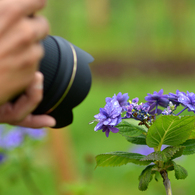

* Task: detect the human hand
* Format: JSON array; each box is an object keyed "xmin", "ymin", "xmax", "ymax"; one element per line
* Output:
[
  {"xmin": 0, "ymin": 0, "xmax": 49, "ymax": 104},
  {"xmin": 0, "ymin": 72, "xmax": 56, "ymax": 128}
]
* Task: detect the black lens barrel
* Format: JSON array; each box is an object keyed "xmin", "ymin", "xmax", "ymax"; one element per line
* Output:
[{"xmin": 33, "ymin": 36, "xmax": 93, "ymax": 128}]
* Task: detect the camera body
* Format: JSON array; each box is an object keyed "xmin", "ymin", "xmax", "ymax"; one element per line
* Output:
[{"xmin": 33, "ymin": 36, "xmax": 93, "ymax": 128}]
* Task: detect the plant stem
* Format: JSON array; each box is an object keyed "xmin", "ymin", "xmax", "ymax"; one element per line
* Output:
[
  {"xmin": 143, "ymin": 121, "xmax": 150, "ymax": 129},
  {"xmin": 176, "ymin": 107, "xmax": 187, "ymax": 116},
  {"xmin": 160, "ymin": 170, "xmax": 172, "ymax": 195}
]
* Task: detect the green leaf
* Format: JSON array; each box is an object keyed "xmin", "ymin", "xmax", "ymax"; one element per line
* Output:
[
  {"xmin": 146, "ymin": 116, "xmax": 195, "ymax": 148},
  {"xmin": 95, "ymin": 152, "xmax": 151, "ymax": 168},
  {"xmin": 173, "ymin": 162, "xmax": 188, "ymax": 180},
  {"xmin": 140, "ymin": 146, "xmax": 185, "ymax": 163},
  {"xmin": 162, "ymin": 146, "xmax": 185, "ymax": 161},
  {"xmin": 126, "ymin": 134, "xmax": 147, "ymax": 145},
  {"xmin": 181, "ymin": 139, "xmax": 195, "ymax": 155},
  {"xmin": 141, "ymin": 151, "xmax": 167, "ymax": 162},
  {"xmin": 188, "ymin": 126, "xmax": 195, "ymax": 139},
  {"xmin": 165, "ymin": 161, "xmax": 174, "ymax": 171},
  {"xmin": 117, "ymin": 121, "xmax": 146, "ymax": 137},
  {"xmin": 154, "ymin": 171, "xmax": 161, "ymax": 182},
  {"xmin": 139, "ymin": 165, "xmax": 155, "ymax": 191}
]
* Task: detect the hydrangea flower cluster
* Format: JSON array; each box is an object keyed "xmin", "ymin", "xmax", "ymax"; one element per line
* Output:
[
  {"xmin": 93, "ymin": 89, "xmax": 195, "ymax": 137},
  {"xmin": 125, "ymin": 98, "xmax": 151, "ymax": 122}
]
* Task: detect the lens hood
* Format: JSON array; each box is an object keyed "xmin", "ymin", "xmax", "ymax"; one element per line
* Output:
[{"xmin": 33, "ymin": 36, "xmax": 93, "ymax": 128}]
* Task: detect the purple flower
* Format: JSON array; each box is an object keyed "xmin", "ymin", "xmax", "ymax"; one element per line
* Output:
[
  {"xmin": 137, "ymin": 103, "xmax": 150, "ymax": 113},
  {"xmin": 168, "ymin": 90, "xmax": 181, "ymax": 106},
  {"xmin": 0, "ymin": 129, "xmax": 23, "ymax": 149},
  {"xmin": 94, "ymin": 99, "xmax": 122, "ymax": 137},
  {"xmin": 106, "ymin": 92, "xmax": 129, "ymax": 108},
  {"xmin": 125, "ymin": 99, "xmax": 151, "ymax": 122},
  {"xmin": 162, "ymin": 102, "xmax": 176, "ymax": 115},
  {"xmin": 162, "ymin": 107, "xmax": 172, "ymax": 115},
  {"xmin": 0, "ymin": 125, "xmax": 47, "ymax": 165},
  {"xmin": 132, "ymin": 98, "xmax": 139, "ymax": 104},
  {"xmin": 102, "ymin": 125, "xmax": 119, "ymax": 138},
  {"xmin": 145, "ymin": 89, "xmax": 169, "ymax": 115},
  {"xmin": 178, "ymin": 91, "xmax": 195, "ymax": 112},
  {"xmin": 0, "ymin": 125, "xmax": 46, "ymax": 150},
  {"xmin": 0, "ymin": 153, "xmax": 5, "ymax": 163},
  {"xmin": 125, "ymin": 104, "xmax": 134, "ymax": 118},
  {"xmin": 19, "ymin": 127, "xmax": 46, "ymax": 139}
]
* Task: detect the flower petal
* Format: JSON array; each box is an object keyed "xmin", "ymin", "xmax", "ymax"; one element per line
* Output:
[
  {"xmin": 94, "ymin": 122, "xmax": 103, "ymax": 131},
  {"xmin": 110, "ymin": 127, "xmax": 119, "ymax": 133}
]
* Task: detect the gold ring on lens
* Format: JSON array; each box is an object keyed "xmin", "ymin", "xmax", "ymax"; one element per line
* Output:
[{"xmin": 46, "ymin": 43, "xmax": 77, "ymax": 114}]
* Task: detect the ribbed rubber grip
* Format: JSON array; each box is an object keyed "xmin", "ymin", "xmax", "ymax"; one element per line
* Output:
[{"xmin": 40, "ymin": 36, "xmax": 60, "ymax": 93}]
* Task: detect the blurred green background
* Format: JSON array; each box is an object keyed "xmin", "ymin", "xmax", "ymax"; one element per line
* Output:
[
  {"xmin": 44, "ymin": 0, "xmax": 195, "ymax": 194},
  {"xmin": 3, "ymin": 0, "xmax": 195, "ymax": 195}
]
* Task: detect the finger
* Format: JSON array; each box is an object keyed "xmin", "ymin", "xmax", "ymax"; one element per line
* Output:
[
  {"xmin": 16, "ymin": 0, "xmax": 47, "ymax": 15},
  {"xmin": 0, "ymin": 16, "xmax": 49, "ymax": 55},
  {"xmin": 0, "ymin": 0, "xmax": 47, "ymax": 34},
  {"xmin": 14, "ymin": 43, "xmax": 44, "ymax": 70},
  {"xmin": 17, "ymin": 16, "xmax": 49, "ymax": 44},
  {"xmin": 11, "ymin": 72, "xmax": 44, "ymax": 122},
  {"xmin": 0, "ymin": 44, "xmax": 44, "ymax": 101},
  {"xmin": 4, "ymin": 42, "xmax": 44, "ymax": 70},
  {"xmin": 11, "ymin": 114, "xmax": 56, "ymax": 128},
  {"xmin": 0, "ymin": 103, "xmax": 56, "ymax": 128}
]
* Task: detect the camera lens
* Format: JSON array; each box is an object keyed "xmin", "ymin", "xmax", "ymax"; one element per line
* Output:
[{"xmin": 33, "ymin": 35, "xmax": 93, "ymax": 128}]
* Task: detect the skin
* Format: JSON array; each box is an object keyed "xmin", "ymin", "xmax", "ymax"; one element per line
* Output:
[{"xmin": 0, "ymin": 0, "xmax": 56, "ymax": 128}]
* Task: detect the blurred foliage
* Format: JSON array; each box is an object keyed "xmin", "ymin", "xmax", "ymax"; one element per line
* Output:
[
  {"xmin": 43, "ymin": 0, "xmax": 195, "ymax": 65},
  {"xmin": 0, "ymin": 126, "xmax": 57, "ymax": 195}
]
